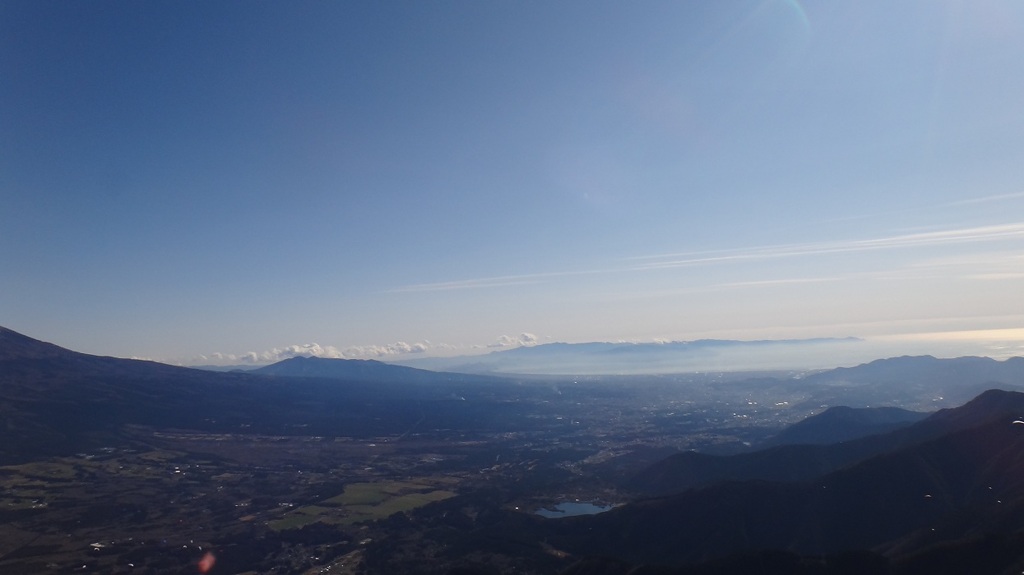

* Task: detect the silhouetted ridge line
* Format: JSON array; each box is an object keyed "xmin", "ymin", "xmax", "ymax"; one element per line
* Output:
[{"xmin": 0, "ymin": 325, "xmax": 79, "ymax": 361}]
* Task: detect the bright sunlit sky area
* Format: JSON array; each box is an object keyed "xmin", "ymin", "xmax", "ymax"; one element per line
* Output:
[{"xmin": 3, "ymin": 1, "xmax": 1024, "ymax": 366}]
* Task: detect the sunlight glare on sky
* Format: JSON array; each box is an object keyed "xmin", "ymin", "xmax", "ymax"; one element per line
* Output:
[{"xmin": 2, "ymin": 0, "xmax": 1024, "ymax": 366}]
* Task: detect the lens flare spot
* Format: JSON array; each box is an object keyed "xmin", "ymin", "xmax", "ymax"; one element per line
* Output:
[{"xmin": 198, "ymin": 551, "xmax": 216, "ymax": 573}]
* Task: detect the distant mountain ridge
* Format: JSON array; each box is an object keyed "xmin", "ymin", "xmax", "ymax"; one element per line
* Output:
[
  {"xmin": 790, "ymin": 354, "xmax": 1024, "ymax": 409},
  {"xmin": 807, "ymin": 354, "xmax": 1024, "ymax": 387},
  {"xmin": 394, "ymin": 337, "xmax": 863, "ymax": 374}
]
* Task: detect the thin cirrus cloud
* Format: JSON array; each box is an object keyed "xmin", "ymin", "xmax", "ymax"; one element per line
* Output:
[
  {"xmin": 713, "ymin": 276, "xmax": 845, "ymax": 288},
  {"xmin": 387, "ymin": 222, "xmax": 1024, "ymax": 293}
]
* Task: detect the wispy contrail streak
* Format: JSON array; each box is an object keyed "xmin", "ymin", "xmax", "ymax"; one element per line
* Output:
[
  {"xmin": 632, "ymin": 223, "xmax": 1024, "ymax": 270},
  {"xmin": 388, "ymin": 222, "xmax": 1024, "ymax": 293}
]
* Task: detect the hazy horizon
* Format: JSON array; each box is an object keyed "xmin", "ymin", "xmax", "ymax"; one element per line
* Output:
[
  {"xmin": 4, "ymin": 1, "xmax": 1024, "ymax": 366},
  {"xmin": 8, "ymin": 323, "xmax": 1024, "ymax": 375}
]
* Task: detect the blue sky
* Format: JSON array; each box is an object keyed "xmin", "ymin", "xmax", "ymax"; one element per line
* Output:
[{"xmin": 3, "ymin": 1, "xmax": 1024, "ymax": 366}]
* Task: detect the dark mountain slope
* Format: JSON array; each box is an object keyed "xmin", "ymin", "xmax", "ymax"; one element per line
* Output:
[
  {"xmin": 0, "ymin": 326, "xmax": 80, "ymax": 360},
  {"xmin": 0, "ymin": 327, "xmax": 521, "ymax": 465},
  {"xmin": 762, "ymin": 405, "xmax": 927, "ymax": 447},
  {"xmin": 631, "ymin": 389, "xmax": 1024, "ymax": 496},
  {"xmin": 0, "ymin": 330, "xmax": 278, "ymax": 462},
  {"xmin": 549, "ymin": 403, "xmax": 1024, "ymax": 565}
]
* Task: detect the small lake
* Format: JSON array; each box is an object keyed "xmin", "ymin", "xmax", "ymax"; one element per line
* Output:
[{"xmin": 536, "ymin": 501, "xmax": 615, "ymax": 518}]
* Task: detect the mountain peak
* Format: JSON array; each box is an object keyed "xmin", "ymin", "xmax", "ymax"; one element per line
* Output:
[
  {"xmin": 253, "ymin": 355, "xmax": 435, "ymax": 381},
  {"xmin": 928, "ymin": 388, "xmax": 1024, "ymax": 427}
]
